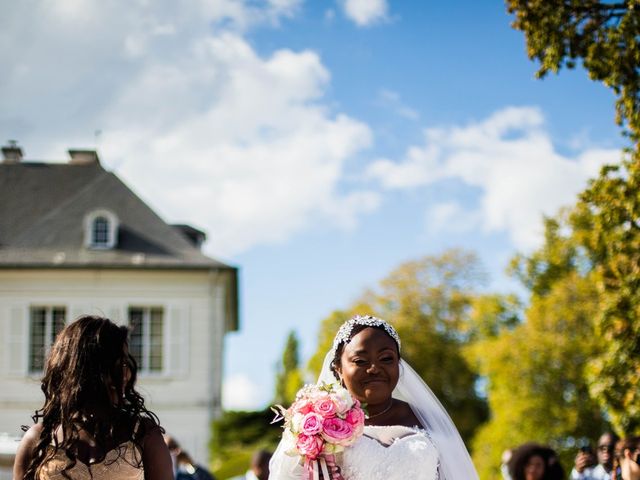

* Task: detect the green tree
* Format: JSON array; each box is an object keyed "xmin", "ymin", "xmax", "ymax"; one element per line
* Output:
[
  {"xmin": 309, "ymin": 249, "xmax": 489, "ymax": 444},
  {"xmin": 571, "ymin": 159, "xmax": 640, "ymax": 432},
  {"xmin": 506, "ymin": 0, "xmax": 640, "ymax": 138},
  {"xmin": 210, "ymin": 408, "xmax": 282, "ymax": 478},
  {"xmin": 507, "ymin": 0, "xmax": 640, "ymax": 434},
  {"xmin": 274, "ymin": 330, "xmax": 304, "ymax": 406},
  {"xmin": 468, "ymin": 271, "xmax": 607, "ymax": 479}
]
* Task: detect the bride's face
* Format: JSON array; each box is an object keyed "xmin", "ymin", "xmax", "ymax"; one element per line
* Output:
[{"xmin": 336, "ymin": 327, "xmax": 400, "ymax": 407}]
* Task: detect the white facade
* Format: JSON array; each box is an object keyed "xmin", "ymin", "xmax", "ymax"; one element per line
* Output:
[{"xmin": 0, "ymin": 268, "xmax": 228, "ymax": 465}]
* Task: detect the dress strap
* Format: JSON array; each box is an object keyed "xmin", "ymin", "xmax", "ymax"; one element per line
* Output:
[{"xmin": 132, "ymin": 419, "xmax": 141, "ymax": 436}]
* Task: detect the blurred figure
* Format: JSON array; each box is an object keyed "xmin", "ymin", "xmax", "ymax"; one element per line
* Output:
[
  {"xmin": 164, "ymin": 435, "xmax": 215, "ymax": 480},
  {"xmin": 571, "ymin": 432, "xmax": 619, "ymax": 479},
  {"xmin": 230, "ymin": 449, "xmax": 271, "ymax": 480},
  {"xmin": 501, "ymin": 449, "xmax": 513, "ymax": 480},
  {"xmin": 12, "ymin": 315, "xmax": 173, "ymax": 480},
  {"xmin": 614, "ymin": 437, "xmax": 640, "ymax": 480},
  {"xmin": 508, "ymin": 443, "xmax": 564, "ymax": 480},
  {"xmin": 570, "ymin": 444, "xmax": 597, "ymax": 479}
]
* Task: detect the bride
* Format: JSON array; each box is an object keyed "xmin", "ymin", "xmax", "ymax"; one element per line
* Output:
[{"xmin": 269, "ymin": 315, "xmax": 479, "ymax": 480}]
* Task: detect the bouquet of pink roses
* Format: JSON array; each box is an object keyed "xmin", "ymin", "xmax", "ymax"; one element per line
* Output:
[{"xmin": 272, "ymin": 382, "xmax": 366, "ymax": 480}]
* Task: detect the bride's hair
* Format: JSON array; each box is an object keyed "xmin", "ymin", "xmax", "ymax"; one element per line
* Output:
[
  {"xmin": 329, "ymin": 322, "xmax": 401, "ymax": 382},
  {"xmin": 24, "ymin": 315, "xmax": 161, "ymax": 480}
]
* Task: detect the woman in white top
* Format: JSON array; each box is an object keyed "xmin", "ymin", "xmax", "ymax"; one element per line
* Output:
[{"xmin": 269, "ymin": 315, "xmax": 478, "ymax": 480}]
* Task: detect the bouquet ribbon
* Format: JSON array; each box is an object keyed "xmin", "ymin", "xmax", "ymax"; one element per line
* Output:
[{"xmin": 304, "ymin": 454, "xmax": 343, "ymax": 480}]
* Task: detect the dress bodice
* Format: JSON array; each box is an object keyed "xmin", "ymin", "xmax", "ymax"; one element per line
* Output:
[
  {"xmin": 269, "ymin": 425, "xmax": 439, "ymax": 480},
  {"xmin": 341, "ymin": 425, "xmax": 439, "ymax": 480},
  {"xmin": 39, "ymin": 441, "xmax": 144, "ymax": 480}
]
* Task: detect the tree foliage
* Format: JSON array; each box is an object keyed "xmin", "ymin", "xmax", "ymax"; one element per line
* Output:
[
  {"xmin": 274, "ymin": 330, "xmax": 304, "ymax": 406},
  {"xmin": 507, "ymin": 0, "xmax": 640, "ymax": 433},
  {"xmin": 571, "ymin": 158, "xmax": 640, "ymax": 432},
  {"xmin": 469, "ymin": 264, "xmax": 608, "ymax": 478},
  {"xmin": 506, "ymin": 0, "xmax": 640, "ymax": 138},
  {"xmin": 210, "ymin": 408, "xmax": 282, "ymax": 477},
  {"xmin": 309, "ymin": 249, "xmax": 491, "ymax": 444}
]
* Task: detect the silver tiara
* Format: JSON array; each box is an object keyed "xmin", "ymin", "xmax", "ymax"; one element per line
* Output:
[{"xmin": 330, "ymin": 315, "xmax": 401, "ymax": 359}]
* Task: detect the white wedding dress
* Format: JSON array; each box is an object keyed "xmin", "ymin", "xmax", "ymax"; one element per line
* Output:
[{"xmin": 269, "ymin": 425, "xmax": 439, "ymax": 480}]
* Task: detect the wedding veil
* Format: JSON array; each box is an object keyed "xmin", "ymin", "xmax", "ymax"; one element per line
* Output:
[{"xmin": 318, "ymin": 352, "xmax": 479, "ymax": 480}]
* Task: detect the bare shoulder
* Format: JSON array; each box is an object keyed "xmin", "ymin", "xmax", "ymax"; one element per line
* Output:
[
  {"xmin": 22, "ymin": 423, "xmax": 44, "ymax": 443},
  {"xmin": 13, "ymin": 424, "xmax": 45, "ymax": 479}
]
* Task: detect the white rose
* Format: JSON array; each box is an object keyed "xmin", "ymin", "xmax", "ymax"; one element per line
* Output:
[
  {"xmin": 332, "ymin": 387, "xmax": 354, "ymax": 414},
  {"xmin": 291, "ymin": 412, "xmax": 305, "ymax": 433}
]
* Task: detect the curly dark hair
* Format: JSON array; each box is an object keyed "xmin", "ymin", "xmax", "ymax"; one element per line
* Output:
[
  {"xmin": 507, "ymin": 442, "xmax": 564, "ymax": 480},
  {"xmin": 23, "ymin": 315, "xmax": 162, "ymax": 480},
  {"xmin": 329, "ymin": 323, "xmax": 401, "ymax": 382}
]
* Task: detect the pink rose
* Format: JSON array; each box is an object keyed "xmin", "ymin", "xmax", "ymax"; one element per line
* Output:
[
  {"xmin": 301, "ymin": 412, "xmax": 324, "ymax": 436},
  {"xmin": 313, "ymin": 397, "xmax": 337, "ymax": 418},
  {"xmin": 322, "ymin": 417, "xmax": 354, "ymax": 446},
  {"xmin": 345, "ymin": 407, "xmax": 365, "ymax": 428},
  {"xmin": 293, "ymin": 399, "xmax": 314, "ymax": 415},
  {"xmin": 296, "ymin": 433, "xmax": 324, "ymax": 460}
]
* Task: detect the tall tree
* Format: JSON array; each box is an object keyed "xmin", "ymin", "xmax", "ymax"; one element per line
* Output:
[
  {"xmin": 507, "ymin": 0, "xmax": 640, "ymax": 433},
  {"xmin": 309, "ymin": 249, "xmax": 490, "ymax": 444},
  {"xmin": 468, "ymin": 270, "xmax": 607, "ymax": 478},
  {"xmin": 274, "ymin": 330, "xmax": 304, "ymax": 406},
  {"xmin": 571, "ymin": 159, "xmax": 640, "ymax": 432},
  {"xmin": 506, "ymin": 0, "xmax": 640, "ymax": 139}
]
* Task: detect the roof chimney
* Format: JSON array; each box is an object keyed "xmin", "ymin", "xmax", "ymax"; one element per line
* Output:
[
  {"xmin": 68, "ymin": 149, "xmax": 100, "ymax": 165},
  {"xmin": 2, "ymin": 140, "xmax": 23, "ymax": 163},
  {"xmin": 172, "ymin": 224, "xmax": 207, "ymax": 249}
]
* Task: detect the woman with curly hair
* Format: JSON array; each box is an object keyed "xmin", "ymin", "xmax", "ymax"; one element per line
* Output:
[
  {"xmin": 507, "ymin": 443, "xmax": 564, "ymax": 480},
  {"xmin": 13, "ymin": 315, "xmax": 173, "ymax": 480},
  {"xmin": 614, "ymin": 437, "xmax": 640, "ymax": 480}
]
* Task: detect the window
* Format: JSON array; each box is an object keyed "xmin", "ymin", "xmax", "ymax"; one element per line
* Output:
[
  {"xmin": 29, "ymin": 307, "xmax": 66, "ymax": 373},
  {"xmin": 128, "ymin": 307, "xmax": 164, "ymax": 373},
  {"xmin": 84, "ymin": 209, "xmax": 118, "ymax": 249},
  {"xmin": 92, "ymin": 216, "xmax": 110, "ymax": 245}
]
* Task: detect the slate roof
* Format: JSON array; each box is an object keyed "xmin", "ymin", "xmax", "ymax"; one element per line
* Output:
[{"xmin": 0, "ymin": 160, "xmax": 234, "ymax": 272}]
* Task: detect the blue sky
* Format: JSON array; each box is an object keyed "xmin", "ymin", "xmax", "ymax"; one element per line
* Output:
[{"xmin": 2, "ymin": 0, "xmax": 625, "ymax": 409}]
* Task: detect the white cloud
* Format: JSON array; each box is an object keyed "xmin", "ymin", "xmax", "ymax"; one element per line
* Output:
[
  {"xmin": 341, "ymin": 0, "xmax": 389, "ymax": 27},
  {"xmin": 376, "ymin": 89, "xmax": 419, "ymax": 120},
  {"xmin": 426, "ymin": 202, "xmax": 481, "ymax": 234},
  {"xmin": 2, "ymin": 0, "xmax": 378, "ymax": 258},
  {"xmin": 368, "ymin": 106, "xmax": 621, "ymax": 250},
  {"xmin": 222, "ymin": 374, "xmax": 266, "ymax": 410}
]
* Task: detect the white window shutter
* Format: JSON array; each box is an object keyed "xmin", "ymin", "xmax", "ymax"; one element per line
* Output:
[
  {"xmin": 167, "ymin": 305, "xmax": 189, "ymax": 377},
  {"xmin": 6, "ymin": 306, "xmax": 28, "ymax": 376}
]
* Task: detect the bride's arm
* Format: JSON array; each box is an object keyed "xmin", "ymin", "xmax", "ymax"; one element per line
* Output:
[{"xmin": 268, "ymin": 440, "xmax": 303, "ymax": 480}]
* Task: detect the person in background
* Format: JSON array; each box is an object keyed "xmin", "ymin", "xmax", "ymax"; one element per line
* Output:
[
  {"xmin": 508, "ymin": 443, "xmax": 564, "ymax": 480},
  {"xmin": 164, "ymin": 435, "xmax": 215, "ymax": 480},
  {"xmin": 571, "ymin": 432, "xmax": 619, "ymax": 480},
  {"xmin": 246, "ymin": 450, "xmax": 271, "ymax": 480},
  {"xmin": 501, "ymin": 449, "xmax": 513, "ymax": 480},
  {"xmin": 230, "ymin": 449, "xmax": 271, "ymax": 480},
  {"xmin": 570, "ymin": 444, "xmax": 597, "ymax": 479},
  {"xmin": 614, "ymin": 437, "xmax": 640, "ymax": 480},
  {"xmin": 12, "ymin": 315, "xmax": 173, "ymax": 480}
]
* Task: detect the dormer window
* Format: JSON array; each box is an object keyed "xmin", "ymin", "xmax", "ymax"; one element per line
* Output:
[{"xmin": 85, "ymin": 209, "xmax": 118, "ymax": 249}]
